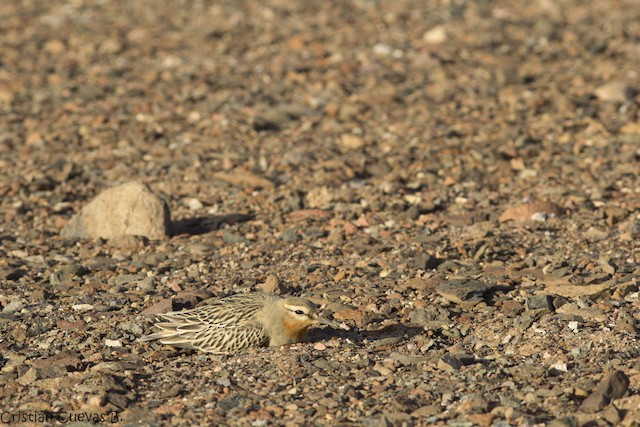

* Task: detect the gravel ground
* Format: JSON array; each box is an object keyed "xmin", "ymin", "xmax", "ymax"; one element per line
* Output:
[{"xmin": 1, "ymin": 0, "xmax": 640, "ymax": 425}]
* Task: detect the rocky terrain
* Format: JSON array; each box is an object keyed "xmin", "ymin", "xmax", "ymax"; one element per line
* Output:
[{"xmin": 1, "ymin": 0, "xmax": 640, "ymax": 425}]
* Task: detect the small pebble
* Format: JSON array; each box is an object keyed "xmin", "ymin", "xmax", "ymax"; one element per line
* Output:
[
  {"xmin": 313, "ymin": 343, "xmax": 327, "ymax": 351},
  {"xmin": 2, "ymin": 300, "xmax": 24, "ymax": 313}
]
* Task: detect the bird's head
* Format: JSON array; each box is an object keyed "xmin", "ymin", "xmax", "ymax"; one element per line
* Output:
[{"xmin": 280, "ymin": 297, "xmax": 341, "ymax": 340}]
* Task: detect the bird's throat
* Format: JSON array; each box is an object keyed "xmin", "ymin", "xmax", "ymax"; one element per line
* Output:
[{"xmin": 281, "ymin": 318, "xmax": 311, "ymax": 343}]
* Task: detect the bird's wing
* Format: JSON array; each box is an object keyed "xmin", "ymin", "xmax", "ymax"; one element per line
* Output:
[{"xmin": 140, "ymin": 304, "xmax": 269, "ymax": 353}]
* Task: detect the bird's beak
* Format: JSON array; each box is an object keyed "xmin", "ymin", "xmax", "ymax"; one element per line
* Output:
[{"xmin": 314, "ymin": 315, "xmax": 350, "ymax": 330}]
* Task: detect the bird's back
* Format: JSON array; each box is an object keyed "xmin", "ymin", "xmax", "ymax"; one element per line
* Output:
[{"xmin": 195, "ymin": 292, "xmax": 281, "ymax": 323}]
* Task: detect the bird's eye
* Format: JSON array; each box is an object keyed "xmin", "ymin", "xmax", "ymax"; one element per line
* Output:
[{"xmin": 294, "ymin": 309, "xmax": 305, "ymax": 315}]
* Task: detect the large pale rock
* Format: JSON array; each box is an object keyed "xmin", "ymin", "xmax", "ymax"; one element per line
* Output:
[{"xmin": 61, "ymin": 182, "xmax": 171, "ymax": 240}]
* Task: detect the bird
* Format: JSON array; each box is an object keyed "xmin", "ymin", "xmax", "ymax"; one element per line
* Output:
[{"xmin": 140, "ymin": 292, "xmax": 342, "ymax": 354}]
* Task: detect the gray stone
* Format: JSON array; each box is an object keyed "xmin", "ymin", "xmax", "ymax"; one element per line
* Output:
[
  {"xmin": 16, "ymin": 367, "xmax": 38, "ymax": 385},
  {"xmin": 451, "ymin": 353, "xmax": 475, "ymax": 365},
  {"xmin": 371, "ymin": 337, "xmax": 403, "ymax": 349},
  {"xmin": 408, "ymin": 306, "xmax": 451, "ymax": 327},
  {"xmin": 107, "ymin": 273, "xmax": 146, "ymax": 287},
  {"xmin": 278, "ymin": 228, "xmax": 300, "ymax": 243},
  {"xmin": 217, "ymin": 394, "xmax": 250, "ymax": 412},
  {"xmin": 389, "ymin": 352, "xmax": 428, "ymax": 366},
  {"xmin": 580, "ymin": 370, "xmax": 630, "ymax": 412},
  {"xmin": 408, "ymin": 253, "xmax": 439, "ymax": 270},
  {"xmin": 435, "ymin": 279, "xmax": 495, "ymax": 306},
  {"xmin": 438, "ymin": 353, "xmax": 464, "ymax": 371},
  {"xmin": 603, "ymin": 405, "xmax": 622, "ymax": 424},
  {"xmin": 526, "ymin": 295, "xmax": 555, "ymax": 311},
  {"xmin": 135, "ymin": 277, "xmax": 157, "ymax": 293},
  {"xmin": 2, "ymin": 300, "xmax": 24, "ymax": 313},
  {"xmin": 50, "ymin": 264, "xmax": 87, "ymax": 286}
]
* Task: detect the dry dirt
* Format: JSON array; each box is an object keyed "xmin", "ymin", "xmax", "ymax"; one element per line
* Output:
[{"xmin": 1, "ymin": 0, "xmax": 640, "ymax": 426}]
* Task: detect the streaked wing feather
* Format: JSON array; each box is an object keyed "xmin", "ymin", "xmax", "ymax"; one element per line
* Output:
[
  {"xmin": 141, "ymin": 294, "xmax": 274, "ymax": 353},
  {"xmin": 190, "ymin": 322, "xmax": 269, "ymax": 353}
]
